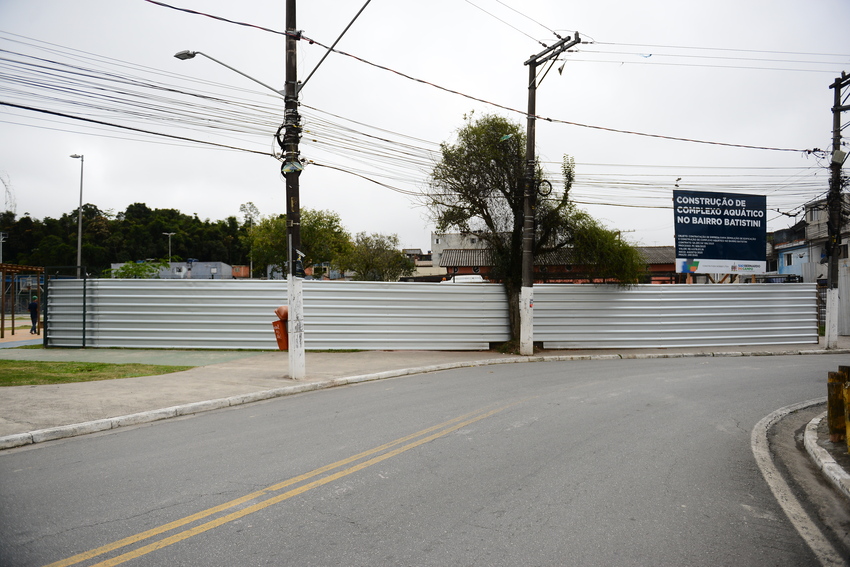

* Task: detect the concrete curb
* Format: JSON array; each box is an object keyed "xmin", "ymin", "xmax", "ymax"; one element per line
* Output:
[
  {"xmin": 751, "ymin": 398, "xmax": 846, "ymax": 565},
  {"xmin": 803, "ymin": 412, "xmax": 850, "ymax": 503},
  {"xmin": 0, "ymin": 346, "xmax": 846, "ymax": 451}
]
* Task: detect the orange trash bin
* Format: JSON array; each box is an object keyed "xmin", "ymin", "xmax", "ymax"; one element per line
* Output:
[{"xmin": 272, "ymin": 306, "xmax": 289, "ymax": 351}]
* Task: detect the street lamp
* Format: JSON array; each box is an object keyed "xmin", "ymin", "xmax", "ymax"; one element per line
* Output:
[
  {"xmin": 173, "ymin": 51, "xmax": 283, "ymax": 97},
  {"xmin": 174, "ymin": 48, "xmax": 306, "ymax": 379},
  {"xmin": 70, "ymin": 154, "xmax": 84, "ymax": 278},
  {"xmin": 162, "ymin": 232, "xmax": 175, "ymax": 262}
]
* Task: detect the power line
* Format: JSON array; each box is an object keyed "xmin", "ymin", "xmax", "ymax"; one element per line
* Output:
[
  {"xmin": 578, "ymin": 48, "xmax": 845, "ymax": 67},
  {"xmin": 492, "ymin": 0, "xmax": 562, "ymax": 39},
  {"xmin": 139, "ymin": 2, "xmax": 819, "ymax": 154},
  {"xmin": 0, "ymin": 101, "xmax": 272, "ymax": 154},
  {"xmin": 593, "ymin": 41, "xmax": 850, "ymax": 58},
  {"xmin": 565, "ymin": 56, "xmax": 843, "ymax": 75},
  {"xmin": 1, "ymin": 18, "xmax": 832, "ymax": 221},
  {"xmin": 141, "ymin": 0, "xmax": 300, "ymax": 40},
  {"xmin": 462, "ymin": 0, "xmax": 545, "ymax": 47}
]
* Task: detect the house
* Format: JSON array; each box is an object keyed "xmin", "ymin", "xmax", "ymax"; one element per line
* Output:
[
  {"xmin": 431, "ymin": 232, "xmax": 489, "ymax": 268},
  {"xmin": 110, "ymin": 261, "xmax": 232, "ymax": 279},
  {"xmin": 767, "ymin": 221, "xmax": 809, "ymax": 281},
  {"xmin": 400, "ymin": 248, "xmax": 448, "ymax": 282},
  {"xmin": 437, "ymin": 243, "xmax": 678, "ymax": 284},
  {"xmin": 804, "ymin": 196, "xmax": 850, "ymax": 283},
  {"xmin": 638, "ymin": 246, "xmax": 680, "ymax": 283}
]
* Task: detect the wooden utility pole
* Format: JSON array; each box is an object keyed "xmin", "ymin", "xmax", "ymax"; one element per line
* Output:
[{"xmin": 519, "ymin": 33, "xmax": 580, "ymax": 355}]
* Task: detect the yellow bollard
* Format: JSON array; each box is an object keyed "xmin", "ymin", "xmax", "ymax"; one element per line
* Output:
[
  {"xmin": 828, "ymin": 371, "xmax": 846, "ymax": 442},
  {"xmin": 845, "ymin": 383, "xmax": 850, "ymax": 454}
]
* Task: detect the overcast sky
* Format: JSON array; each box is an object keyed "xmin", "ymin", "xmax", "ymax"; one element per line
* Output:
[{"xmin": 1, "ymin": 0, "xmax": 848, "ymax": 254}]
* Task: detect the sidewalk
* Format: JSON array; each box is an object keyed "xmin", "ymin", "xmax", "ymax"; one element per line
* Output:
[{"xmin": 0, "ymin": 336, "xmax": 848, "ymax": 504}]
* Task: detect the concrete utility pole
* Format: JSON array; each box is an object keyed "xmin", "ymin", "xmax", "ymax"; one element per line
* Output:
[
  {"xmin": 70, "ymin": 154, "xmax": 84, "ymax": 279},
  {"xmin": 283, "ymin": 0, "xmax": 306, "ymax": 378},
  {"xmin": 519, "ymin": 33, "xmax": 580, "ymax": 355},
  {"xmin": 828, "ymin": 72, "xmax": 850, "ymax": 288},
  {"xmin": 825, "ymin": 72, "xmax": 849, "ymax": 348}
]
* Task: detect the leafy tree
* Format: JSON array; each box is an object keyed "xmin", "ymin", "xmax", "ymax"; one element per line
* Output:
[
  {"xmin": 110, "ymin": 259, "xmax": 170, "ymax": 279},
  {"xmin": 239, "ymin": 202, "xmax": 260, "ymax": 226},
  {"xmin": 426, "ymin": 113, "xmax": 646, "ymax": 341},
  {"xmin": 300, "ymin": 209, "xmax": 353, "ymax": 275},
  {"xmin": 245, "ymin": 215, "xmax": 287, "ymax": 275},
  {"xmin": 343, "ymin": 232, "xmax": 414, "ymax": 281},
  {"xmin": 245, "ymin": 208, "xmax": 353, "ymax": 277}
]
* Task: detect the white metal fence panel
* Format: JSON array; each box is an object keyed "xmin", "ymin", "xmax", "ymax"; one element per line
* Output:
[
  {"xmin": 46, "ymin": 280, "xmax": 511, "ymax": 350},
  {"xmin": 47, "ymin": 279, "xmax": 289, "ymax": 350},
  {"xmin": 535, "ymin": 283, "xmax": 818, "ymax": 349},
  {"xmin": 298, "ymin": 281, "xmax": 509, "ymax": 350}
]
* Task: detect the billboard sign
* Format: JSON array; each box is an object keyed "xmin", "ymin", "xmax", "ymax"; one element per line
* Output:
[{"xmin": 673, "ymin": 190, "xmax": 766, "ymax": 274}]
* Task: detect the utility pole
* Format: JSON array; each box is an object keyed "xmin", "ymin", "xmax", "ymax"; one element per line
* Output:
[
  {"xmin": 825, "ymin": 71, "xmax": 849, "ymax": 348},
  {"xmin": 828, "ymin": 72, "xmax": 850, "ymax": 288},
  {"xmin": 519, "ymin": 33, "xmax": 580, "ymax": 355},
  {"xmin": 283, "ymin": 0, "xmax": 306, "ymax": 378}
]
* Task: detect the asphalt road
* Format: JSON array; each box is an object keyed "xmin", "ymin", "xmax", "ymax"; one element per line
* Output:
[{"xmin": 0, "ymin": 354, "xmax": 845, "ymax": 566}]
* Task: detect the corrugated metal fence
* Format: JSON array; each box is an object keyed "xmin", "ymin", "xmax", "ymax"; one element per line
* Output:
[
  {"xmin": 534, "ymin": 283, "xmax": 818, "ymax": 348},
  {"xmin": 45, "ymin": 280, "xmax": 510, "ymax": 350},
  {"xmin": 45, "ymin": 280, "xmax": 817, "ymax": 350}
]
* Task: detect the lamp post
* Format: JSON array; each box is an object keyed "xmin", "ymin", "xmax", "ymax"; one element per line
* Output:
[
  {"xmin": 70, "ymin": 154, "xmax": 84, "ymax": 278},
  {"xmin": 174, "ymin": 51, "xmax": 283, "ymax": 95},
  {"xmin": 174, "ymin": 45, "xmax": 306, "ymax": 379},
  {"xmin": 162, "ymin": 232, "xmax": 175, "ymax": 262}
]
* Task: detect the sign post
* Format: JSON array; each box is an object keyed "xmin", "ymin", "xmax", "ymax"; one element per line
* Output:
[{"xmin": 673, "ymin": 190, "xmax": 767, "ymax": 276}]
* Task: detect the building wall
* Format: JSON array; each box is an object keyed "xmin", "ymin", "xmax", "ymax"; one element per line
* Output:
[
  {"xmin": 431, "ymin": 232, "xmax": 489, "ymax": 267},
  {"xmin": 776, "ymin": 243, "xmax": 808, "ymax": 277}
]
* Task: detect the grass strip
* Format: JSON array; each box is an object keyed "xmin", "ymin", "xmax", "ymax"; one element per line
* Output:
[{"xmin": 0, "ymin": 360, "xmax": 193, "ymax": 386}]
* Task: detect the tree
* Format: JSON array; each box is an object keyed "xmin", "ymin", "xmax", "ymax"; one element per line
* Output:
[
  {"xmin": 246, "ymin": 215, "xmax": 288, "ymax": 276},
  {"xmin": 343, "ymin": 232, "xmax": 414, "ymax": 281},
  {"xmin": 110, "ymin": 259, "xmax": 170, "ymax": 278},
  {"xmin": 245, "ymin": 208, "xmax": 353, "ymax": 277},
  {"xmin": 300, "ymin": 209, "xmax": 353, "ymax": 276},
  {"xmin": 426, "ymin": 113, "xmax": 646, "ymax": 342},
  {"xmin": 239, "ymin": 202, "xmax": 260, "ymax": 226}
]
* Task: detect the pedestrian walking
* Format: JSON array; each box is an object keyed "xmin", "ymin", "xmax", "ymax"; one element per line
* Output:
[{"xmin": 28, "ymin": 295, "xmax": 38, "ymax": 334}]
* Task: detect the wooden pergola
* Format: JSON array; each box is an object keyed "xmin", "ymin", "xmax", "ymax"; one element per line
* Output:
[{"xmin": 0, "ymin": 263, "xmax": 45, "ymax": 339}]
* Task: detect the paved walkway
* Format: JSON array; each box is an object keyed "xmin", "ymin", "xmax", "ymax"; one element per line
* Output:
[{"xmin": 0, "ymin": 335, "xmax": 848, "ymax": 505}]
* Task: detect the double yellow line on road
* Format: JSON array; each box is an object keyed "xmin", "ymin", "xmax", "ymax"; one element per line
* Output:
[{"xmin": 45, "ymin": 401, "xmax": 522, "ymax": 567}]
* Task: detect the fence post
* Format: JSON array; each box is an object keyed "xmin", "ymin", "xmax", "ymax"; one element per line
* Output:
[{"xmin": 828, "ymin": 371, "xmax": 846, "ymax": 442}]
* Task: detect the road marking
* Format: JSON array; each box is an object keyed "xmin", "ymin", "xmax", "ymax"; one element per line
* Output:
[
  {"xmin": 44, "ymin": 401, "xmax": 521, "ymax": 567},
  {"xmin": 751, "ymin": 398, "xmax": 846, "ymax": 567}
]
